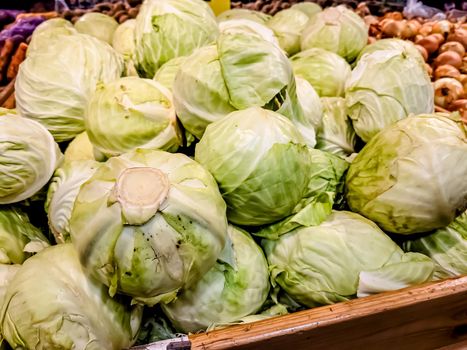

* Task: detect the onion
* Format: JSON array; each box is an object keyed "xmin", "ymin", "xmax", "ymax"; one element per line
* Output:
[
  {"xmin": 434, "ymin": 64, "xmax": 461, "ymax": 80},
  {"xmin": 384, "ymin": 12, "xmax": 403, "ymax": 21},
  {"xmin": 381, "ymin": 18, "xmax": 404, "ymax": 38},
  {"xmin": 432, "ymin": 20, "xmax": 453, "ymax": 35},
  {"xmin": 419, "ymin": 23, "xmax": 433, "ymax": 36},
  {"xmin": 415, "ymin": 35, "xmax": 440, "ymax": 54},
  {"xmin": 448, "ymin": 99, "xmax": 467, "ymax": 112},
  {"xmin": 415, "ymin": 44, "xmax": 428, "ymax": 61},
  {"xmin": 431, "ymin": 33, "xmax": 445, "ymax": 45},
  {"xmin": 447, "ymin": 28, "xmax": 467, "ymax": 49},
  {"xmin": 434, "ymin": 51, "xmax": 462, "ymax": 68},
  {"xmin": 364, "ymin": 15, "xmax": 379, "ymax": 27},
  {"xmin": 439, "ymin": 41, "xmax": 466, "ymax": 57},
  {"xmin": 367, "ymin": 36, "xmax": 377, "ymax": 44},
  {"xmin": 407, "ymin": 20, "xmax": 421, "ymax": 37},
  {"xmin": 461, "ymin": 56, "xmax": 467, "ymax": 74},
  {"xmin": 434, "ymin": 78, "xmax": 464, "ymax": 108}
]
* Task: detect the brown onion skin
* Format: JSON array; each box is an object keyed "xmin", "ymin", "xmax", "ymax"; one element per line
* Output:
[
  {"xmin": 439, "ymin": 41, "xmax": 466, "ymax": 57},
  {"xmin": 434, "ymin": 64, "xmax": 461, "ymax": 80},
  {"xmin": 431, "ymin": 33, "xmax": 445, "ymax": 45},
  {"xmin": 415, "ymin": 45, "xmax": 429, "ymax": 61},
  {"xmin": 432, "ymin": 20, "xmax": 453, "ymax": 35},
  {"xmin": 447, "ymin": 28, "xmax": 467, "ymax": 49},
  {"xmin": 434, "ymin": 51, "xmax": 463, "ymax": 69},
  {"xmin": 381, "ymin": 19, "xmax": 403, "ymax": 38},
  {"xmin": 434, "ymin": 78, "xmax": 464, "ymax": 108},
  {"xmin": 416, "ymin": 35, "xmax": 440, "ymax": 54}
]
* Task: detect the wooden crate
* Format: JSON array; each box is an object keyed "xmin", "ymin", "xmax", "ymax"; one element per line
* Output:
[{"xmin": 187, "ymin": 275, "xmax": 467, "ymax": 350}]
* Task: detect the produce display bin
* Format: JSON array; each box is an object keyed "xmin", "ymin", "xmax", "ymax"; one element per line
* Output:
[{"xmin": 138, "ymin": 275, "xmax": 467, "ymax": 350}]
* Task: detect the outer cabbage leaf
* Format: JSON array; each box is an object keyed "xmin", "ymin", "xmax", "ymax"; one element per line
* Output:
[
  {"xmin": 356, "ymin": 38, "xmax": 425, "ymax": 64},
  {"xmin": 263, "ymin": 211, "xmax": 434, "ymax": 307},
  {"xmin": 290, "ymin": 2, "xmax": 322, "ymax": 18},
  {"xmin": 219, "ymin": 19, "xmax": 279, "ymax": 47},
  {"xmin": 0, "ymin": 115, "xmax": 62, "ymax": 204},
  {"xmin": 0, "ymin": 244, "xmax": 142, "ymax": 350},
  {"xmin": 345, "ymin": 49, "xmax": 434, "ymax": 142},
  {"xmin": 291, "ymin": 48, "xmax": 351, "ymax": 97},
  {"xmin": 217, "ymin": 9, "xmax": 271, "ymax": 24},
  {"xmin": 162, "ymin": 226, "xmax": 270, "ymax": 333},
  {"xmin": 75, "ymin": 13, "xmax": 118, "ymax": 44},
  {"xmin": 27, "ymin": 18, "xmax": 77, "ymax": 57},
  {"xmin": 85, "ymin": 77, "xmax": 182, "ymax": 157},
  {"xmin": 195, "ymin": 107, "xmax": 311, "ymax": 226},
  {"xmin": 69, "ymin": 149, "xmax": 228, "ymax": 305},
  {"xmin": 346, "ymin": 114, "xmax": 467, "ymax": 234},
  {"xmin": 134, "ymin": 0, "xmax": 219, "ymax": 78},
  {"xmin": 301, "ymin": 5, "xmax": 368, "ymax": 62},
  {"xmin": 154, "ymin": 56, "xmax": 187, "ymax": 91},
  {"xmin": 112, "ymin": 19, "xmax": 138, "ymax": 76},
  {"xmin": 15, "ymin": 34, "xmax": 124, "ymax": 142},
  {"xmin": 63, "ymin": 132, "xmax": 96, "ymax": 162}
]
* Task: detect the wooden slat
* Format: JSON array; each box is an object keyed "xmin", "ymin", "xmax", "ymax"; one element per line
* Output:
[{"xmin": 190, "ymin": 276, "xmax": 467, "ymax": 350}]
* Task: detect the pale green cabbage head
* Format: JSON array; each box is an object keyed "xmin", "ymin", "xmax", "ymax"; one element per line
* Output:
[
  {"xmin": 291, "ymin": 48, "xmax": 351, "ymax": 97},
  {"xmin": 263, "ymin": 211, "xmax": 435, "ymax": 307},
  {"xmin": 295, "ymin": 76, "xmax": 322, "ymax": 133},
  {"xmin": 63, "ymin": 132, "xmax": 96, "ymax": 162},
  {"xmin": 162, "ymin": 225, "xmax": 270, "ymax": 333},
  {"xmin": 290, "ymin": 2, "xmax": 322, "ymax": 18},
  {"xmin": 316, "ymin": 97, "xmax": 356, "ymax": 158},
  {"xmin": 69, "ymin": 149, "xmax": 228, "ymax": 305},
  {"xmin": 195, "ymin": 107, "xmax": 311, "ymax": 226},
  {"xmin": 154, "ymin": 56, "xmax": 187, "ymax": 91},
  {"xmin": 27, "ymin": 18, "xmax": 77, "ymax": 57},
  {"xmin": 346, "ymin": 114, "xmax": 467, "ymax": 234},
  {"xmin": 85, "ymin": 77, "xmax": 182, "ymax": 157},
  {"xmin": 403, "ymin": 210, "xmax": 467, "ymax": 279},
  {"xmin": 356, "ymin": 38, "xmax": 425, "ymax": 64},
  {"xmin": 267, "ymin": 9, "xmax": 310, "ymax": 56},
  {"xmin": 134, "ymin": 0, "xmax": 219, "ymax": 78},
  {"xmin": 112, "ymin": 19, "xmax": 138, "ymax": 77},
  {"xmin": 0, "ymin": 115, "xmax": 62, "ymax": 204},
  {"xmin": 217, "ymin": 9, "xmax": 271, "ymax": 24},
  {"xmin": 15, "ymin": 34, "xmax": 124, "ymax": 142},
  {"xmin": 345, "ymin": 49, "xmax": 434, "ymax": 142},
  {"xmin": 46, "ymin": 160, "xmax": 100, "ymax": 244},
  {"xmin": 0, "ymin": 244, "xmax": 142, "ymax": 350},
  {"xmin": 301, "ymin": 5, "xmax": 368, "ymax": 62},
  {"xmin": 74, "ymin": 12, "xmax": 119, "ymax": 44},
  {"xmin": 219, "ymin": 19, "xmax": 279, "ymax": 47},
  {"xmin": 0, "ymin": 207, "xmax": 49, "ymax": 264}
]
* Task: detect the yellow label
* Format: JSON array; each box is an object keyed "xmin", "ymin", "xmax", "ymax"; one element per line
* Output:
[{"xmin": 208, "ymin": 0, "xmax": 230, "ymax": 16}]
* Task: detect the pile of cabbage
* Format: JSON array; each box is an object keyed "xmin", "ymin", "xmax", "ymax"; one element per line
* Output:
[{"xmin": 0, "ymin": 1, "xmax": 466, "ymax": 349}]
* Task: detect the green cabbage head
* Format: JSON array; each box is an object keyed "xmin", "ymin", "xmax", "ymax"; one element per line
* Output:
[
  {"xmin": 134, "ymin": 0, "xmax": 219, "ymax": 78},
  {"xmin": 46, "ymin": 160, "xmax": 100, "ymax": 243},
  {"xmin": 0, "ymin": 207, "xmax": 49, "ymax": 264},
  {"xmin": 219, "ymin": 19, "xmax": 279, "ymax": 47},
  {"xmin": 0, "ymin": 244, "xmax": 143, "ymax": 350},
  {"xmin": 263, "ymin": 211, "xmax": 435, "ymax": 307},
  {"xmin": 74, "ymin": 12, "xmax": 119, "ymax": 44},
  {"xmin": 154, "ymin": 56, "xmax": 187, "ymax": 91},
  {"xmin": 27, "ymin": 18, "xmax": 77, "ymax": 57},
  {"xmin": 346, "ymin": 114, "xmax": 467, "ymax": 234},
  {"xmin": 15, "ymin": 34, "xmax": 124, "ymax": 142},
  {"xmin": 69, "ymin": 149, "xmax": 228, "ymax": 305},
  {"xmin": 345, "ymin": 49, "xmax": 434, "ymax": 142},
  {"xmin": 85, "ymin": 77, "xmax": 182, "ymax": 157},
  {"xmin": 291, "ymin": 48, "xmax": 351, "ymax": 97},
  {"xmin": 195, "ymin": 107, "xmax": 311, "ymax": 226},
  {"xmin": 290, "ymin": 2, "xmax": 322, "ymax": 18},
  {"xmin": 403, "ymin": 210, "xmax": 467, "ymax": 279},
  {"xmin": 162, "ymin": 225, "xmax": 270, "ymax": 333},
  {"xmin": 112, "ymin": 19, "xmax": 138, "ymax": 76},
  {"xmin": 356, "ymin": 38, "xmax": 425, "ymax": 64},
  {"xmin": 0, "ymin": 115, "xmax": 62, "ymax": 204},
  {"xmin": 301, "ymin": 5, "xmax": 368, "ymax": 62},
  {"xmin": 63, "ymin": 132, "xmax": 96, "ymax": 162},
  {"xmin": 217, "ymin": 9, "xmax": 272, "ymax": 24}
]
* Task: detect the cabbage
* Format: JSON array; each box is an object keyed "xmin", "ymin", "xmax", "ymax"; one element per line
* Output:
[
  {"xmin": 345, "ymin": 49, "xmax": 434, "ymax": 142},
  {"xmin": 112, "ymin": 19, "xmax": 138, "ymax": 76},
  {"xmin": 69, "ymin": 149, "xmax": 228, "ymax": 305},
  {"xmin": 267, "ymin": 9, "xmax": 310, "ymax": 56},
  {"xmin": 27, "ymin": 18, "xmax": 77, "ymax": 57},
  {"xmin": 0, "ymin": 115, "xmax": 62, "ymax": 204},
  {"xmin": 0, "ymin": 207, "xmax": 49, "ymax": 264},
  {"xmin": 291, "ymin": 48, "xmax": 351, "ymax": 97},
  {"xmin": 301, "ymin": 5, "xmax": 368, "ymax": 62},
  {"xmin": 173, "ymin": 31, "xmax": 303, "ymax": 140},
  {"xmin": 154, "ymin": 56, "xmax": 187, "ymax": 91},
  {"xmin": 0, "ymin": 244, "xmax": 142, "ymax": 350},
  {"xmin": 263, "ymin": 211, "xmax": 435, "ymax": 307},
  {"xmin": 46, "ymin": 160, "xmax": 100, "ymax": 243},
  {"xmin": 195, "ymin": 107, "xmax": 311, "ymax": 226},
  {"xmin": 162, "ymin": 225, "xmax": 270, "ymax": 333},
  {"xmin": 217, "ymin": 9, "xmax": 271, "ymax": 24},
  {"xmin": 290, "ymin": 2, "xmax": 322, "ymax": 18},
  {"xmin": 85, "ymin": 77, "xmax": 182, "ymax": 157},
  {"xmin": 316, "ymin": 97, "xmax": 356, "ymax": 158},
  {"xmin": 63, "ymin": 132, "xmax": 96, "ymax": 162},
  {"xmin": 0, "ymin": 264, "xmax": 18, "ymax": 306},
  {"xmin": 134, "ymin": 0, "xmax": 219, "ymax": 78},
  {"xmin": 403, "ymin": 211, "xmax": 467, "ymax": 279},
  {"xmin": 15, "ymin": 34, "xmax": 124, "ymax": 142},
  {"xmin": 346, "ymin": 114, "xmax": 467, "ymax": 234},
  {"xmin": 295, "ymin": 76, "xmax": 322, "ymax": 132},
  {"xmin": 219, "ymin": 19, "xmax": 279, "ymax": 47},
  {"xmin": 74, "ymin": 12, "xmax": 119, "ymax": 44},
  {"xmin": 356, "ymin": 38, "xmax": 425, "ymax": 64}
]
